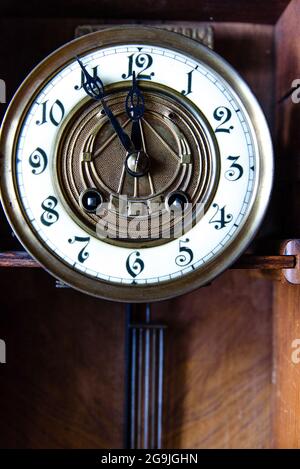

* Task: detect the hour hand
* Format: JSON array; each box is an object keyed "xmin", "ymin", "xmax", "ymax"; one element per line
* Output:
[
  {"xmin": 124, "ymin": 72, "xmax": 150, "ymax": 178},
  {"xmin": 76, "ymin": 56, "xmax": 134, "ymax": 154},
  {"xmin": 130, "ymin": 119, "xmax": 143, "ymax": 151},
  {"xmin": 125, "ymin": 72, "xmax": 145, "ymax": 152}
]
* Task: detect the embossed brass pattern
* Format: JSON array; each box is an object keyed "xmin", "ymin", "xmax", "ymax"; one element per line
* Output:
[
  {"xmin": 56, "ymin": 82, "xmax": 219, "ymax": 246},
  {"xmin": 75, "ymin": 23, "xmax": 214, "ymax": 49}
]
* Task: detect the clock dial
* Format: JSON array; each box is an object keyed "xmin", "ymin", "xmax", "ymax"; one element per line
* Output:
[{"xmin": 0, "ymin": 27, "xmax": 273, "ymax": 301}]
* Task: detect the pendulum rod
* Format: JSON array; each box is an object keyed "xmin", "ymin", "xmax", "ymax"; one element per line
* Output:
[{"xmin": 124, "ymin": 303, "xmax": 166, "ymax": 449}]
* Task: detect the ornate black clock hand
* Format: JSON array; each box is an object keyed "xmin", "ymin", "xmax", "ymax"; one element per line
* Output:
[
  {"xmin": 125, "ymin": 71, "xmax": 145, "ymax": 151},
  {"xmin": 125, "ymin": 72, "xmax": 149, "ymax": 177},
  {"xmin": 76, "ymin": 56, "xmax": 134, "ymax": 153}
]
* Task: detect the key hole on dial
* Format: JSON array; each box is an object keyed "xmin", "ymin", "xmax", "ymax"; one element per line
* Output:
[
  {"xmin": 166, "ymin": 191, "xmax": 189, "ymax": 212},
  {"xmin": 80, "ymin": 189, "xmax": 103, "ymax": 214}
]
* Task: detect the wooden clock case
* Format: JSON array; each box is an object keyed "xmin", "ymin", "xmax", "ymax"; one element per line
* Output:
[{"xmin": 0, "ymin": 0, "xmax": 299, "ymax": 449}]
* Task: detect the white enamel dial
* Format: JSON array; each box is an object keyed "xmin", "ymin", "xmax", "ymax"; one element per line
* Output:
[{"xmin": 0, "ymin": 27, "xmax": 273, "ymax": 301}]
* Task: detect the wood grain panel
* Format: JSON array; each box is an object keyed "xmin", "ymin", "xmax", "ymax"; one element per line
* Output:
[
  {"xmin": 273, "ymin": 0, "xmax": 300, "ymax": 449},
  {"xmin": 273, "ymin": 282, "xmax": 300, "ymax": 448},
  {"xmin": 0, "ymin": 268, "xmax": 272, "ymax": 448},
  {"xmin": 154, "ymin": 270, "xmax": 272, "ymax": 448},
  {"xmin": 0, "ymin": 268, "xmax": 126, "ymax": 448},
  {"xmin": 275, "ymin": 0, "xmax": 300, "ymax": 237},
  {"xmin": 0, "ymin": 1, "xmax": 290, "ymax": 24}
]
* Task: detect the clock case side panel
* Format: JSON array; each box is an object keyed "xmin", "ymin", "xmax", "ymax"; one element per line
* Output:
[{"xmin": 273, "ymin": 0, "xmax": 300, "ymax": 449}]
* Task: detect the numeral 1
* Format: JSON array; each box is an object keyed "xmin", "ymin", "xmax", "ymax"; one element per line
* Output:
[{"xmin": 181, "ymin": 70, "xmax": 194, "ymax": 96}]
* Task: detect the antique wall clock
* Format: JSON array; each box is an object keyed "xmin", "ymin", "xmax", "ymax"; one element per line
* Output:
[{"xmin": 0, "ymin": 26, "xmax": 273, "ymax": 302}]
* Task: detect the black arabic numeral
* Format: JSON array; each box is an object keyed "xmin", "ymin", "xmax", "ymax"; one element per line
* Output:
[
  {"xmin": 40, "ymin": 196, "xmax": 59, "ymax": 226},
  {"xmin": 175, "ymin": 238, "xmax": 194, "ymax": 267},
  {"xmin": 36, "ymin": 99, "xmax": 65, "ymax": 127},
  {"xmin": 126, "ymin": 251, "xmax": 144, "ymax": 278},
  {"xmin": 225, "ymin": 155, "xmax": 244, "ymax": 181},
  {"xmin": 181, "ymin": 70, "xmax": 194, "ymax": 96},
  {"xmin": 209, "ymin": 203, "xmax": 233, "ymax": 230},
  {"xmin": 74, "ymin": 65, "xmax": 99, "ymax": 90},
  {"xmin": 68, "ymin": 236, "xmax": 90, "ymax": 263},
  {"xmin": 29, "ymin": 147, "xmax": 48, "ymax": 175},
  {"xmin": 213, "ymin": 106, "xmax": 234, "ymax": 133},
  {"xmin": 122, "ymin": 52, "xmax": 154, "ymax": 80}
]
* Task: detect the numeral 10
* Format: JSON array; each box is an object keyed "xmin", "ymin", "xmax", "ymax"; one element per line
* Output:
[{"xmin": 36, "ymin": 99, "xmax": 65, "ymax": 127}]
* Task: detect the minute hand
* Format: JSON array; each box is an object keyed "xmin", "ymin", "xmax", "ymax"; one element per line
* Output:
[
  {"xmin": 76, "ymin": 57, "xmax": 134, "ymax": 154},
  {"xmin": 102, "ymin": 101, "xmax": 134, "ymax": 152}
]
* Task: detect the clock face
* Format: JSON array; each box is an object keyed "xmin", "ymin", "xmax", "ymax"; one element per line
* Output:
[{"xmin": 0, "ymin": 27, "xmax": 273, "ymax": 302}]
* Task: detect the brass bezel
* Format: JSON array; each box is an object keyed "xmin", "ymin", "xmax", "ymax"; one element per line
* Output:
[{"xmin": 0, "ymin": 26, "xmax": 273, "ymax": 302}]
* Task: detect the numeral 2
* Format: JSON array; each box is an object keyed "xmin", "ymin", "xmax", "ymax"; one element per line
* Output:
[{"xmin": 213, "ymin": 106, "xmax": 234, "ymax": 133}]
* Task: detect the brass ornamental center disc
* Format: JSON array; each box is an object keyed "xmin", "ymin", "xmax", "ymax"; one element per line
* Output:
[{"xmin": 55, "ymin": 82, "xmax": 219, "ymax": 246}]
